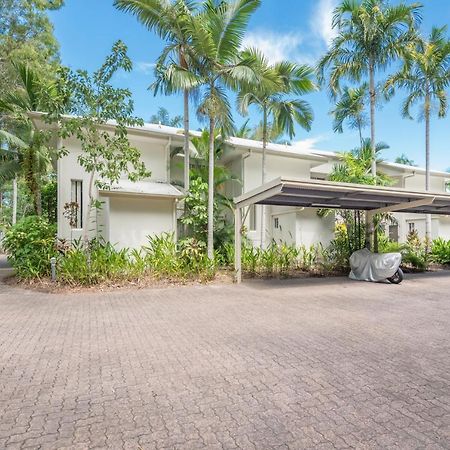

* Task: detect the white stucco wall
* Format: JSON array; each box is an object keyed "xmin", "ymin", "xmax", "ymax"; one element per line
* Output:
[
  {"xmin": 107, "ymin": 196, "xmax": 176, "ymax": 249},
  {"xmin": 238, "ymin": 152, "xmax": 335, "ymax": 248},
  {"xmin": 296, "ymin": 208, "xmax": 335, "ymax": 248},
  {"xmin": 57, "ymin": 131, "xmax": 176, "ymax": 248}
]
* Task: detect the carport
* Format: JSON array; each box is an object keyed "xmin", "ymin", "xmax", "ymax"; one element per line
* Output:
[{"xmin": 234, "ymin": 177, "xmax": 450, "ymax": 283}]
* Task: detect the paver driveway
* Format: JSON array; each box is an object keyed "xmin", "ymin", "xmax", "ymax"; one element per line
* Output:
[{"xmin": 1, "ymin": 273, "xmax": 450, "ymax": 449}]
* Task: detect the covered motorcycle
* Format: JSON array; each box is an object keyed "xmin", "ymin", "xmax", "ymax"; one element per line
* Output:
[{"xmin": 349, "ymin": 248, "xmax": 404, "ymax": 284}]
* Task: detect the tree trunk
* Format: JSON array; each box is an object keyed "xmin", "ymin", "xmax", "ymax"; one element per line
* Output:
[
  {"xmin": 207, "ymin": 116, "xmax": 215, "ymax": 259},
  {"xmin": 182, "ymin": 89, "xmax": 190, "ymax": 239},
  {"xmin": 425, "ymin": 93, "xmax": 431, "ymax": 249},
  {"xmin": 12, "ymin": 177, "xmax": 17, "ymax": 225},
  {"xmin": 358, "ymin": 119, "xmax": 363, "ymax": 148},
  {"xmin": 260, "ymin": 106, "xmax": 268, "ymax": 249},
  {"xmin": 82, "ymin": 171, "xmax": 95, "ymax": 245},
  {"xmin": 369, "ymin": 62, "xmax": 377, "ymax": 179},
  {"xmin": 183, "ymin": 89, "xmax": 190, "ymax": 193}
]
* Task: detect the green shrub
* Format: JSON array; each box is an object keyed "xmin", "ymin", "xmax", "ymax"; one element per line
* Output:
[
  {"xmin": 2, "ymin": 216, "xmax": 57, "ymax": 279},
  {"xmin": 431, "ymin": 238, "xmax": 450, "ymax": 265},
  {"xmin": 379, "ymin": 231, "xmax": 429, "ymax": 271},
  {"xmin": 144, "ymin": 233, "xmax": 216, "ymax": 281},
  {"xmin": 57, "ymin": 239, "xmax": 133, "ymax": 285}
]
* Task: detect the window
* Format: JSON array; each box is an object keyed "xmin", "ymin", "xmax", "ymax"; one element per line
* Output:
[
  {"xmin": 389, "ymin": 225, "xmax": 399, "ymax": 242},
  {"xmin": 445, "ymin": 180, "xmax": 450, "ymax": 193},
  {"xmin": 274, "ymin": 217, "xmax": 279, "ymax": 229},
  {"xmin": 248, "ymin": 205, "xmax": 256, "ymax": 231},
  {"xmin": 70, "ymin": 180, "xmax": 83, "ymax": 228},
  {"xmin": 408, "ymin": 222, "xmax": 415, "ymax": 233}
]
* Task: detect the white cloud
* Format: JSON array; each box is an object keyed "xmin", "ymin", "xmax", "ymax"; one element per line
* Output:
[
  {"xmin": 312, "ymin": 0, "xmax": 338, "ymax": 47},
  {"xmin": 136, "ymin": 62, "xmax": 156, "ymax": 75},
  {"xmin": 291, "ymin": 136, "xmax": 325, "ymax": 152},
  {"xmin": 242, "ymin": 30, "xmax": 304, "ymax": 64}
]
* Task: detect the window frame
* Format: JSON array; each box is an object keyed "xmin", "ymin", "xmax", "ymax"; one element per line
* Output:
[{"xmin": 70, "ymin": 179, "xmax": 83, "ymax": 229}]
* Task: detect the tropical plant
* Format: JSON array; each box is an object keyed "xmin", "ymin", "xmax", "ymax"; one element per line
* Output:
[
  {"xmin": 161, "ymin": 0, "xmax": 262, "ymax": 258},
  {"xmin": 181, "ymin": 130, "xmax": 238, "ymax": 252},
  {"xmin": 330, "ymin": 139, "xmax": 391, "ymax": 186},
  {"xmin": 53, "ymin": 41, "xmax": 150, "ymax": 243},
  {"xmin": 317, "ymin": 0, "xmax": 422, "ymax": 178},
  {"xmin": 327, "ymin": 139, "xmax": 393, "ymax": 252},
  {"xmin": 238, "ymin": 53, "xmax": 315, "ymax": 247},
  {"xmin": 115, "ymin": 0, "xmax": 198, "ymax": 194},
  {"xmin": 330, "ymin": 83, "xmax": 368, "ymax": 145},
  {"xmin": 386, "ymin": 26, "xmax": 450, "ymax": 244},
  {"xmin": 2, "ymin": 215, "xmax": 57, "ymax": 278},
  {"xmin": 395, "ymin": 154, "xmax": 416, "ymax": 166},
  {"xmin": 149, "ymin": 106, "xmax": 183, "ymax": 127},
  {"xmin": 431, "ymin": 237, "xmax": 450, "ymax": 265},
  {"xmin": 0, "ymin": 61, "xmax": 58, "ymax": 215}
]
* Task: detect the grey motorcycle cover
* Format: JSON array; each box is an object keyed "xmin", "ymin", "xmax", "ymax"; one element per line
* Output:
[{"xmin": 349, "ymin": 248, "xmax": 402, "ymax": 282}]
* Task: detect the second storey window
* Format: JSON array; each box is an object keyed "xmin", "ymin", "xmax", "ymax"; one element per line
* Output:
[
  {"xmin": 445, "ymin": 180, "xmax": 450, "ymax": 193},
  {"xmin": 70, "ymin": 180, "xmax": 83, "ymax": 228}
]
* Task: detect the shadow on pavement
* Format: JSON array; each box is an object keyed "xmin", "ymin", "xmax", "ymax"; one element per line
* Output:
[{"xmin": 242, "ymin": 270, "xmax": 450, "ymax": 290}]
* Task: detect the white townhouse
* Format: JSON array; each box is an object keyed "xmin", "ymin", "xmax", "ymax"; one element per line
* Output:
[{"xmin": 48, "ymin": 116, "xmax": 450, "ymax": 250}]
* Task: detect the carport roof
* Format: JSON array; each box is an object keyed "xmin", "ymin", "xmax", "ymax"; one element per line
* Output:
[{"xmin": 234, "ymin": 177, "xmax": 450, "ymax": 215}]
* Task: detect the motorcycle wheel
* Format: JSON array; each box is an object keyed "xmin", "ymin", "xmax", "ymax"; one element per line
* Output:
[{"xmin": 387, "ymin": 268, "xmax": 404, "ymax": 284}]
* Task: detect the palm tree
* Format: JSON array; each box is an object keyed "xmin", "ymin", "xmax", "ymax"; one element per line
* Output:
[
  {"xmin": 149, "ymin": 106, "xmax": 183, "ymax": 127},
  {"xmin": 114, "ymin": 0, "xmax": 198, "ymax": 193},
  {"xmin": 163, "ymin": 0, "xmax": 262, "ymax": 258},
  {"xmin": 238, "ymin": 54, "xmax": 315, "ymax": 247},
  {"xmin": 0, "ymin": 62, "xmax": 55, "ymax": 216},
  {"xmin": 386, "ymin": 26, "xmax": 450, "ymax": 244},
  {"xmin": 330, "ymin": 84, "xmax": 368, "ymax": 145},
  {"xmin": 317, "ymin": 0, "xmax": 422, "ymax": 179}
]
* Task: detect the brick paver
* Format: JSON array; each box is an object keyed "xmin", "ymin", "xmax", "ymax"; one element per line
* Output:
[{"xmin": 1, "ymin": 273, "xmax": 450, "ymax": 449}]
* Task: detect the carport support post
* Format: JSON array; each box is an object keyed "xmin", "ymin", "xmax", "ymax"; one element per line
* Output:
[{"xmin": 234, "ymin": 206, "xmax": 242, "ymax": 284}]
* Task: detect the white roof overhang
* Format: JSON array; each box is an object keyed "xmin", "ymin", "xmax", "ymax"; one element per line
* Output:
[
  {"xmin": 99, "ymin": 180, "xmax": 184, "ymax": 199},
  {"xmin": 234, "ymin": 177, "xmax": 450, "ymax": 216}
]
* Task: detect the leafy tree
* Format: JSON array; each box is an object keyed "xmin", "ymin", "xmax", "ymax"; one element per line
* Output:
[
  {"xmin": 386, "ymin": 26, "xmax": 450, "ymax": 243},
  {"xmin": 0, "ymin": 0, "xmax": 63, "ymax": 95},
  {"xmin": 114, "ymin": 0, "xmax": 198, "ymax": 194},
  {"xmin": 238, "ymin": 53, "xmax": 315, "ymax": 247},
  {"xmin": 53, "ymin": 41, "xmax": 150, "ymax": 243},
  {"xmin": 317, "ymin": 0, "xmax": 422, "ymax": 179},
  {"xmin": 395, "ymin": 154, "xmax": 416, "ymax": 166},
  {"xmin": 330, "ymin": 84, "xmax": 368, "ymax": 145},
  {"xmin": 149, "ymin": 106, "xmax": 183, "ymax": 127}
]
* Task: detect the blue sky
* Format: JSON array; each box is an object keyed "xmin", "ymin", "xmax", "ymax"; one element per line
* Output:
[{"xmin": 49, "ymin": 0, "xmax": 450, "ymax": 171}]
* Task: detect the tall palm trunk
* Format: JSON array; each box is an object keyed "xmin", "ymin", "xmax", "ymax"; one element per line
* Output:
[
  {"xmin": 207, "ymin": 115, "xmax": 215, "ymax": 259},
  {"xmin": 369, "ymin": 61, "xmax": 377, "ymax": 179},
  {"xmin": 260, "ymin": 105, "xmax": 268, "ymax": 249},
  {"xmin": 425, "ymin": 93, "xmax": 431, "ymax": 248},
  {"xmin": 367, "ymin": 61, "xmax": 376, "ymax": 251},
  {"xmin": 183, "ymin": 89, "xmax": 190, "ymax": 193},
  {"xmin": 182, "ymin": 89, "xmax": 190, "ymax": 239}
]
